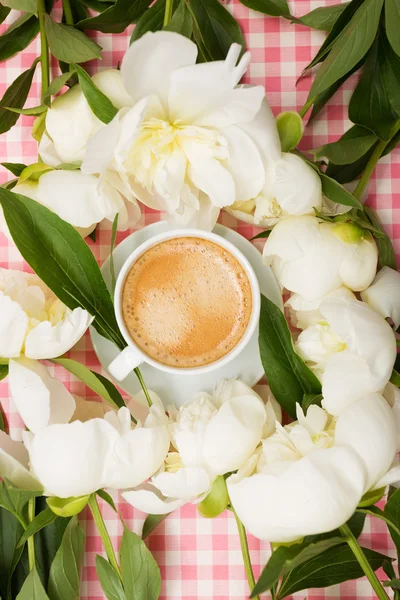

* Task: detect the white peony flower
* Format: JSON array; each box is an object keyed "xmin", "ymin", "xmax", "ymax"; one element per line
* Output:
[
  {"xmin": 1, "ymin": 359, "xmax": 170, "ymax": 498},
  {"xmin": 228, "ymin": 394, "xmax": 398, "ymax": 542},
  {"xmin": 295, "ymin": 296, "xmax": 396, "ymax": 416},
  {"xmin": 79, "ymin": 31, "xmax": 306, "ymax": 229},
  {"xmin": 286, "ymin": 286, "xmax": 356, "ymax": 330},
  {"xmin": 123, "ymin": 379, "xmax": 278, "ymax": 514},
  {"xmin": 263, "ymin": 216, "xmax": 378, "ymax": 301},
  {"xmin": 361, "ymin": 266, "xmax": 400, "ymax": 329},
  {"xmin": 0, "ymin": 268, "xmax": 92, "ymax": 360}
]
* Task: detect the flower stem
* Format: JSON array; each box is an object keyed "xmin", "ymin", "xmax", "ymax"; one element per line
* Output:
[
  {"xmin": 339, "ymin": 523, "xmax": 390, "ymax": 600},
  {"xmin": 352, "ymin": 119, "xmax": 400, "ymax": 201},
  {"xmin": 62, "ymin": 0, "xmax": 74, "ymax": 26},
  {"xmin": 134, "ymin": 367, "xmax": 152, "ymax": 407},
  {"xmin": 233, "ymin": 510, "xmax": 259, "ymax": 600},
  {"xmin": 37, "ymin": 0, "xmax": 49, "ymax": 102},
  {"xmin": 88, "ymin": 494, "xmax": 122, "ymax": 578},
  {"xmin": 27, "ymin": 498, "xmax": 36, "ymax": 571},
  {"xmin": 163, "ymin": 0, "xmax": 173, "ymax": 26}
]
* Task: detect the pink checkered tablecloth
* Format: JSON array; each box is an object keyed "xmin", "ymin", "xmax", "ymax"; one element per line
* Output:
[{"xmin": 0, "ymin": 1, "xmax": 399, "ymax": 598}]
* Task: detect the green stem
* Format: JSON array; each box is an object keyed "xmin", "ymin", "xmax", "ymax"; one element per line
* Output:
[
  {"xmin": 353, "ymin": 119, "xmax": 400, "ymax": 201},
  {"xmin": 62, "ymin": 0, "xmax": 74, "ymax": 25},
  {"xmin": 339, "ymin": 523, "xmax": 390, "ymax": 600},
  {"xmin": 134, "ymin": 367, "xmax": 152, "ymax": 407},
  {"xmin": 37, "ymin": 0, "xmax": 49, "ymax": 102},
  {"xmin": 298, "ymin": 103, "xmax": 309, "ymax": 119},
  {"xmin": 233, "ymin": 511, "xmax": 259, "ymax": 600},
  {"xmin": 88, "ymin": 494, "xmax": 122, "ymax": 578},
  {"xmin": 163, "ymin": 0, "xmax": 173, "ymax": 26},
  {"xmin": 27, "ymin": 499, "xmax": 36, "ymax": 571}
]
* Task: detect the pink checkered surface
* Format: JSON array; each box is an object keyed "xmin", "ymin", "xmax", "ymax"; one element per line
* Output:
[{"xmin": 0, "ymin": 1, "xmax": 399, "ymax": 598}]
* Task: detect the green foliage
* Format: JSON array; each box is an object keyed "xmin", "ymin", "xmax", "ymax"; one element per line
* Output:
[
  {"xmin": 120, "ymin": 524, "xmax": 161, "ymax": 600},
  {"xmin": 44, "ymin": 15, "xmax": 102, "ymax": 63},
  {"xmin": 0, "ymin": 61, "xmax": 38, "ymax": 134},
  {"xmin": 276, "ymin": 111, "xmax": 303, "ymax": 152},
  {"xmin": 131, "ymin": 0, "xmax": 166, "ymax": 42},
  {"xmin": 313, "ymin": 125, "xmax": 377, "ymax": 164},
  {"xmin": 73, "ymin": 64, "xmax": 118, "ymax": 124},
  {"xmin": 96, "ymin": 555, "xmax": 126, "ymax": 600},
  {"xmin": 76, "ymin": 0, "xmax": 151, "ymax": 34},
  {"xmin": 297, "ymin": 3, "xmax": 349, "ymax": 31},
  {"xmin": 142, "ymin": 514, "xmax": 169, "ymax": 539},
  {"xmin": 385, "ymin": 0, "xmax": 400, "ymax": 57},
  {"xmin": 47, "ymin": 517, "xmax": 85, "ymax": 600},
  {"xmin": 238, "ymin": 0, "xmax": 290, "ymax": 18},
  {"xmin": 16, "ymin": 566, "xmax": 50, "ymax": 599},
  {"xmin": 0, "ymin": 15, "xmax": 39, "ymax": 63}
]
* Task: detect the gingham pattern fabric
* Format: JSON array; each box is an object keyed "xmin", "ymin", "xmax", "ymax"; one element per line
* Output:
[{"xmin": 0, "ymin": 1, "xmax": 398, "ymax": 598}]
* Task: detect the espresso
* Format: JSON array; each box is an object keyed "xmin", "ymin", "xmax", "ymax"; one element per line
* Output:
[{"xmin": 122, "ymin": 237, "xmax": 252, "ymax": 368}]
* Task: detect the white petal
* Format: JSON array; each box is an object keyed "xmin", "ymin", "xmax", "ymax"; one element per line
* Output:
[
  {"xmin": 104, "ymin": 424, "xmax": 170, "ymax": 490},
  {"xmin": 152, "ymin": 467, "xmax": 212, "ymax": 499},
  {"xmin": 361, "ymin": 267, "xmax": 400, "ymax": 328},
  {"xmin": 27, "ymin": 419, "xmax": 116, "ymax": 497},
  {"xmin": 121, "ymin": 31, "xmax": 197, "ymax": 111},
  {"xmin": 374, "ymin": 462, "xmax": 400, "ymax": 489},
  {"xmin": 45, "ymin": 85, "xmax": 101, "ymax": 164},
  {"xmin": 92, "ymin": 69, "xmax": 133, "ymax": 109},
  {"xmin": 383, "ymin": 382, "xmax": 400, "ymax": 451},
  {"xmin": 335, "ymin": 393, "xmax": 397, "ymax": 491},
  {"xmin": 167, "ymin": 188, "xmax": 220, "ymax": 231},
  {"xmin": 36, "ymin": 170, "xmax": 121, "ymax": 228},
  {"xmin": 272, "ymin": 153, "xmax": 322, "ymax": 214},
  {"xmin": 38, "ymin": 132, "xmax": 64, "ymax": 167},
  {"xmin": 194, "ymin": 86, "xmax": 265, "ymax": 129},
  {"xmin": 286, "ymin": 287, "xmax": 356, "ymax": 330},
  {"xmin": 220, "ymin": 125, "xmax": 265, "ymax": 201},
  {"xmin": 25, "ymin": 307, "xmax": 93, "ymax": 359},
  {"xmin": 228, "ymin": 446, "xmax": 366, "ymax": 542},
  {"xmin": 9, "ymin": 358, "xmax": 76, "ymax": 432},
  {"xmin": 123, "ymin": 485, "xmax": 186, "ymax": 515},
  {"xmin": 81, "ymin": 110, "xmax": 122, "ymax": 176},
  {"xmin": 339, "ymin": 235, "xmax": 378, "ymax": 292},
  {"xmin": 169, "ymin": 44, "xmax": 251, "ymax": 124},
  {"xmin": 240, "ymin": 98, "xmax": 282, "ymax": 163},
  {"xmin": 0, "ymin": 291, "xmax": 28, "ymax": 358},
  {"xmin": 0, "ymin": 431, "xmax": 42, "ymax": 490},
  {"xmin": 203, "ymin": 395, "xmax": 266, "ymax": 474}
]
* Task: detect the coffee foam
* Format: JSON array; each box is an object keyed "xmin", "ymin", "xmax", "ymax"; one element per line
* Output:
[{"xmin": 122, "ymin": 237, "xmax": 252, "ymax": 368}]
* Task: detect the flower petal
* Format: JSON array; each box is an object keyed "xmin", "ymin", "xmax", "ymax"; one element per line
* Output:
[
  {"xmin": 9, "ymin": 358, "xmax": 76, "ymax": 432},
  {"xmin": 25, "ymin": 307, "xmax": 93, "ymax": 359},
  {"xmin": 123, "ymin": 485, "xmax": 186, "ymax": 515},
  {"xmin": 335, "ymin": 393, "xmax": 397, "ymax": 491},
  {"xmin": 152, "ymin": 467, "xmax": 212, "ymax": 499},
  {"xmin": 0, "ymin": 431, "xmax": 42, "ymax": 490},
  {"xmin": 272, "ymin": 153, "xmax": 322, "ymax": 214},
  {"xmin": 227, "ymin": 446, "xmax": 366, "ymax": 542},
  {"xmin": 0, "ymin": 291, "xmax": 28, "ymax": 358},
  {"xmin": 240, "ymin": 98, "xmax": 282, "ymax": 163},
  {"xmin": 36, "ymin": 170, "xmax": 121, "ymax": 228},
  {"xmin": 92, "ymin": 69, "xmax": 133, "ymax": 109},
  {"xmin": 220, "ymin": 125, "xmax": 265, "ymax": 201},
  {"xmin": 121, "ymin": 31, "xmax": 197, "ymax": 111},
  {"xmin": 361, "ymin": 266, "xmax": 400, "ymax": 329}
]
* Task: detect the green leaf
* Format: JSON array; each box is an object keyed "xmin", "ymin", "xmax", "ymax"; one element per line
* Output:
[
  {"xmin": 380, "ymin": 33, "xmax": 400, "ymax": 117},
  {"xmin": 16, "ymin": 566, "xmax": 50, "ymax": 599},
  {"xmin": 79, "ymin": 0, "xmax": 114, "ymax": 12},
  {"xmin": 32, "ymin": 111, "xmax": 47, "ymax": 143},
  {"xmin": 0, "ymin": 482, "xmax": 42, "ymax": 517},
  {"xmin": 44, "ymin": 15, "xmax": 102, "ymax": 63},
  {"xmin": 73, "ymin": 64, "xmax": 118, "ymax": 124},
  {"xmin": 307, "ymin": 0, "xmax": 384, "ymax": 103},
  {"xmin": 17, "ymin": 509, "xmax": 57, "ymax": 548},
  {"xmin": 0, "ymin": 60, "xmax": 38, "ymax": 135},
  {"xmin": 258, "ymin": 294, "xmax": 321, "ymax": 418},
  {"xmin": 97, "ymin": 490, "xmax": 117, "ymax": 512},
  {"xmin": 48, "ymin": 517, "xmax": 85, "ymax": 600},
  {"xmin": 358, "ymin": 487, "xmax": 386, "ymax": 508},
  {"xmin": 358, "ymin": 505, "xmax": 400, "ymax": 538},
  {"xmin": 2, "ymin": 0, "xmax": 36, "ymax": 11},
  {"xmin": 96, "ymin": 555, "xmax": 125, "ymax": 600},
  {"xmin": 0, "ymin": 15, "xmax": 39, "ymax": 62},
  {"xmin": 43, "ymin": 71, "xmax": 75, "ymax": 104},
  {"xmin": 297, "ymin": 3, "xmax": 349, "ymax": 31},
  {"xmin": 302, "ymin": 392, "xmax": 323, "ymax": 412},
  {"xmin": 164, "ymin": 0, "xmax": 192, "ymax": 37},
  {"xmin": 276, "ymin": 111, "xmax": 303, "ymax": 152},
  {"xmin": 0, "ymin": 408, "xmax": 4, "ymax": 430},
  {"xmin": 250, "ymin": 230, "xmax": 271, "ymax": 241},
  {"xmin": 51, "ymin": 358, "xmax": 126, "ymax": 410},
  {"xmin": 364, "ymin": 207, "xmax": 397, "ymax": 269},
  {"xmin": 252, "ymin": 537, "xmax": 344, "ymax": 597},
  {"xmin": 385, "ymin": 488, "xmax": 400, "ymax": 559},
  {"xmin": 19, "ymin": 162, "xmax": 53, "ymax": 183},
  {"xmin": 0, "ymin": 363, "xmax": 8, "ymax": 381},
  {"xmin": 391, "ymin": 369, "xmax": 400, "ymax": 386},
  {"xmin": 0, "ymin": 507, "xmax": 24, "ymax": 598},
  {"xmin": 1, "ymin": 160, "xmax": 25, "ymax": 176},
  {"xmin": 131, "ymin": 0, "xmax": 165, "ymax": 42},
  {"xmin": 0, "ymin": 189, "xmax": 126, "ymax": 349},
  {"xmin": 325, "ymin": 145, "xmax": 375, "ymax": 183},
  {"xmin": 386, "ymin": 0, "xmax": 400, "ymax": 57},
  {"xmin": 318, "ymin": 170, "xmax": 363, "ymax": 209},
  {"xmin": 313, "ymin": 125, "xmax": 377, "ymax": 165},
  {"xmin": 0, "ymin": 5, "xmax": 11, "ymax": 24},
  {"xmin": 277, "ymin": 545, "xmax": 390, "ymax": 598},
  {"xmin": 237, "ymin": 0, "xmax": 290, "ymax": 18},
  {"xmin": 188, "ymin": 0, "xmax": 245, "ymax": 61},
  {"xmin": 120, "ymin": 524, "xmax": 161, "ymax": 600},
  {"xmin": 349, "ymin": 37, "xmax": 396, "ymax": 141},
  {"xmin": 77, "ymin": 0, "xmax": 151, "ymax": 34},
  {"xmin": 384, "ymin": 578, "xmax": 400, "ymax": 589},
  {"xmin": 47, "ymin": 495, "xmax": 90, "ymax": 518},
  {"xmin": 5, "ymin": 104, "xmax": 47, "ymax": 116},
  {"xmin": 142, "ymin": 514, "xmax": 169, "ymax": 539},
  {"xmin": 110, "ymin": 213, "xmax": 118, "ymax": 294}
]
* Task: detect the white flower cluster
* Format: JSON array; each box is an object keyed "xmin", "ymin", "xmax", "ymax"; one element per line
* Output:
[{"xmin": 1, "ymin": 32, "xmax": 324, "ymax": 240}]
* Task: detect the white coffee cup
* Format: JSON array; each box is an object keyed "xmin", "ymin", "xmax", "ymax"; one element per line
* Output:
[{"xmin": 108, "ymin": 229, "xmax": 261, "ymax": 381}]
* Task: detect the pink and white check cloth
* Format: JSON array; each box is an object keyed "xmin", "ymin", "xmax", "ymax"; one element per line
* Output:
[{"xmin": 0, "ymin": 1, "xmax": 398, "ymax": 598}]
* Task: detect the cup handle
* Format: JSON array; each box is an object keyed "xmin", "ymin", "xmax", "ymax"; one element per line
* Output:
[{"xmin": 108, "ymin": 346, "xmax": 143, "ymax": 381}]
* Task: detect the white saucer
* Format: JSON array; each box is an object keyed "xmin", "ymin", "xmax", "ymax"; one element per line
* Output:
[{"xmin": 90, "ymin": 222, "xmax": 282, "ymax": 407}]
